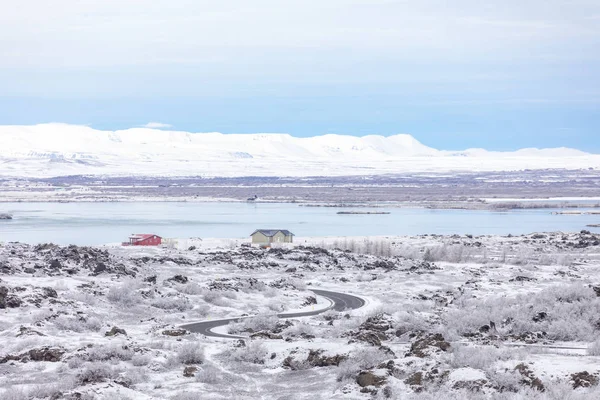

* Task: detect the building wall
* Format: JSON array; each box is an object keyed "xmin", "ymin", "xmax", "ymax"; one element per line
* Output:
[{"xmin": 251, "ymin": 232, "xmax": 270, "ymax": 243}]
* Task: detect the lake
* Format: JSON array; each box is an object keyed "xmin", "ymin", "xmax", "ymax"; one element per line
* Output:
[{"xmin": 0, "ymin": 202, "xmax": 599, "ymax": 245}]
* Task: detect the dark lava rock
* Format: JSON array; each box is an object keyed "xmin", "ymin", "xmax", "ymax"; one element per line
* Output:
[
  {"xmin": 571, "ymin": 371, "xmax": 598, "ymax": 389},
  {"xmin": 93, "ymin": 262, "xmax": 108, "ymax": 274},
  {"xmin": 50, "ymin": 259, "xmax": 62, "ymax": 269},
  {"xmin": 183, "ymin": 366, "xmax": 198, "ymax": 377},
  {"xmin": 356, "ymin": 371, "xmax": 386, "ymax": 388},
  {"xmin": 42, "ymin": 287, "xmax": 58, "ymax": 298},
  {"xmin": 105, "ymin": 326, "xmax": 127, "ymax": 337},
  {"xmin": 306, "ymin": 349, "xmax": 347, "ymax": 367},
  {"xmin": 302, "ymin": 296, "xmax": 317, "ymax": 307},
  {"xmin": 532, "ymin": 312, "xmax": 548, "ymax": 323},
  {"xmin": 515, "ymin": 363, "xmax": 545, "ymax": 391},
  {"xmin": 407, "ymin": 333, "xmax": 451, "ymax": 358},
  {"xmin": 144, "ymin": 275, "xmax": 157, "ymax": 284},
  {"xmin": 510, "ymin": 276, "xmax": 536, "ymax": 282},
  {"xmin": 0, "ymin": 287, "xmax": 22, "ymax": 309},
  {"xmin": 162, "ymin": 328, "xmax": 188, "ymax": 337},
  {"xmin": 168, "ymin": 275, "xmax": 189, "ymax": 284},
  {"xmin": 2, "ymin": 347, "xmax": 66, "ymax": 363},
  {"xmin": 250, "ymin": 331, "xmax": 283, "ymax": 340},
  {"xmin": 28, "ymin": 347, "xmax": 66, "ymax": 362},
  {"xmin": 405, "ymin": 371, "xmax": 423, "ymax": 387}
]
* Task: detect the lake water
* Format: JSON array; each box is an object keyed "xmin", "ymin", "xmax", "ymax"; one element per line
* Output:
[{"xmin": 0, "ymin": 202, "xmax": 599, "ymax": 245}]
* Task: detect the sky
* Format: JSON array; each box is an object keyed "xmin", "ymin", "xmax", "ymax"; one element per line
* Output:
[{"xmin": 1, "ymin": 0, "xmax": 599, "ymax": 151}]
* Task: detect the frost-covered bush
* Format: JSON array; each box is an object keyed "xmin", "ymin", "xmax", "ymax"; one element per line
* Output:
[
  {"xmin": 196, "ymin": 364, "xmax": 220, "ymax": 383},
  {"xmin": 151, "ymin": 296, "xmax": 192, "ymax": 312},
  {"xmin": 171, "ymin": 392, "xmax": 204, "ymax": 400},
  {"xmin": 87, "ymin": 343, "xmax": 133, "ymax": 362},
  {"xmin": 450, "ymin": 345, "xmax": 514, "ymax": 370},
  {"xmin": 77, "ymin": 362, "xmax": 118, "ymax": 384},
  {"xmin": 175, "ymin": 282, "xmax": 204, "ymax": 295},
  {"xmin": 284, "ymin": 321, "xmax": 315, "ymax": 337},
  {"xmin": 131, "ymin": 353, "xmax": 152, "ymax": 366},
  {"xmin": 0, "ymin": 387, "xmax": 27, "ymax": 400},
  {"xmin": 202, "ymin": 291, "xmax": 229, "ymax": 306},
  {"xmin": 53, "ymin": 314, "xmax": 103, "ymax": 332},
  {"xmin": 222, "ymin": 341, "xmax": 268, "ymax": 365},
  {"xmin": 176, "ymin": 343, "xmax": 205, "ymax": 365},
  {"xmin": 587, "ymin": 339, "xmax": 600, "ymax": 356},
  {"xmin": 106, "ymin": 285, "xmax": 141, "ymax": 307},
  {"xmin": 444, "ymin": 283, "xmax": 600, "ymax": 341},
  {"xmin": 229, "ymin": 313, "xmax": 279, "ymax": 334},
  {"xmin": 337, "ymin": 347, "xmax": 389, "ymax": 381}
]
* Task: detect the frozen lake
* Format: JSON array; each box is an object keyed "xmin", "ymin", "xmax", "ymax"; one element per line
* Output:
[{"xmin": 1, "ymin": 202, "xmax": 599, "ymax": 245}]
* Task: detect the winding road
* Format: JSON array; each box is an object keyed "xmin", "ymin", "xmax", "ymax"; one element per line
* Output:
[{"xmin": 181, "ymin": 288, "xmax": 365, "ymax": 339}]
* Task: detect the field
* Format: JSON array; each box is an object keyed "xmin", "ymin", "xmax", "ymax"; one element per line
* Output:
[{"xmin": 2, "ymin": 231, "xmax": 600, "ymax": 399}]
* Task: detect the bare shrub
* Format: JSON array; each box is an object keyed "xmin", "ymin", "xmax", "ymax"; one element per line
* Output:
[
  {"xmin": 177, "ymin": 342, "xmax": 205, "ymax": 365},
  {"xmin": 175, "ymin": 282, "xmax": 204, "ymax": 295},
  {"xmin": 588, "ymin": 339, "xmax": 600, "ymax": 356}
]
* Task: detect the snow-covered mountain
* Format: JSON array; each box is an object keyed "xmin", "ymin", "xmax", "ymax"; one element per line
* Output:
[{"xmin": 0, "ymin": 123, "xmax": 598, "ymax": 177}]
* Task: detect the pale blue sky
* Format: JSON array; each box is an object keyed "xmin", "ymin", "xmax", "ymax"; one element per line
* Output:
[{"xmin": 1, "ymin": 0, "xmax": 599, "ymax": 151}]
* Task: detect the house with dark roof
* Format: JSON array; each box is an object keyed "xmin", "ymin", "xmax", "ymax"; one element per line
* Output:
[{"xmin": 250, "ymin": 229, "xmax": 294, "ymax": 244}]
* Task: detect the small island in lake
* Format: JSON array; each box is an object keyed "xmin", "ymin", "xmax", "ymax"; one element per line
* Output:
[
  {"xmin": 0, "ymin": 213, "xmax": 13, "ymax": 220},
  {"xmin": 337, "ymin": 211, "xmax": 390, "ymax": 215}
]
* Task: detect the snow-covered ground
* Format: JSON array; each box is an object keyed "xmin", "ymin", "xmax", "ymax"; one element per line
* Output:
[
  {"xmin": 1, "ymin": 124, "xmax": 599, "ymax": 178},
  {"xmin": 2, "ymin": 232, "xmax": 600, "ymax": 399}
]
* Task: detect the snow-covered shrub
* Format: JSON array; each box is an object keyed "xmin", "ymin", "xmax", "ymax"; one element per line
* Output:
[
  {"xmin": 0, "ymin": 387, "xmax": 27, "ymax": 400},
  {"xmin": 87, "ymin": 343, "xmax": 133, "ymax": 362},
  {"xmin": 175, "ymin": 282, "xmax": 204, "ymax": 295},
  {"xmin": 450, "ymin": 345, "xmax": 513, "ymax": 370},
  {"xmin": 587, "ymin": 339, "xmax": 600, "ymax": 356},
  {"xmin": 444, "ymin": 283, "xmax": 600, "ymax": 341},
  {"xmin": 223, "ymin": 341, "xmax": 268, "ymax": 365},
  {"xmin": 202, "ymin": 291, "xmax": 229, "ymax": 306},
  {"xmin": 196, "ymin": 364, "xmax": 220, "ymax": 383},
  {"xmin": 229, "ymin": 313, "xmax": 278, "ymax": 334},
  {"xmin": 77, "ymin": 362, "xmax": 118, "ymax": 384},
  {"xmin": 170, "ymin": 392, "xmax": 204, "ymax": 400},
  {"xmin": 131, "ymin": 353, "xmax": 152, "ymax": 366},
  {"xmin": 106, "ymin": 285, "xmax": 141, "ymax": 307},
  {"xmin": 284, "ymin": 321, "xmax": 315, "ymax": 337},
  {"xmin": 176, "ymin": 342, "xmax": 205, "ymax": 365},
  {"xmin": 151, "ymin": 296, "xmax": 192, "ymax": 312},
  {"xmin": 53, "ymin": 314, "xmax": 103, "ymax": 332},
  {"xmin": 337, "ymin": 347, "xmax": 389, "ymax": 381}
]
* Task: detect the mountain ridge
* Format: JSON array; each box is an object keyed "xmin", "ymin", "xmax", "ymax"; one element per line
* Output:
[{"xmin": 0, "ymin": 123, "xmax": 598, "ymax": 178}]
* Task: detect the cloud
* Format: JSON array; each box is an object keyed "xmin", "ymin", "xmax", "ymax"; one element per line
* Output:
[{"xmin": 142, "ymin": 122, "xmax": 172, "ymax": 129}]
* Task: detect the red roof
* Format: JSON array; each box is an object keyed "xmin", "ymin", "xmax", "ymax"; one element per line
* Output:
[{"xmin": 130, "ymin": 234, "xmax": 161, "ymax": 241}]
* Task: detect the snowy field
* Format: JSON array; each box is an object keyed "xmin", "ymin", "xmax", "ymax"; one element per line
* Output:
[{"xmin": 2, "ymin": 232, "xmax": 600, "ymax": 399}]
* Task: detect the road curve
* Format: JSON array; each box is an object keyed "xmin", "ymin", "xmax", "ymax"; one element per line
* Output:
[{"xmin": 181, "ymin": 289, "xmax": 365, "ymax": 339}]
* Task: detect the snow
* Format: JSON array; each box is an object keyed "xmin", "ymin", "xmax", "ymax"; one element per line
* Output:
[{"xmin": 1, "ymin": 123, "xmax": 599, "ymax": 178}]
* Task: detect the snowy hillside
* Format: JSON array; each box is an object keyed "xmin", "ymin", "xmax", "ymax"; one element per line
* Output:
[{"xmin": 0, "ymin": 124, "xmax": 598, "ymax": 177}]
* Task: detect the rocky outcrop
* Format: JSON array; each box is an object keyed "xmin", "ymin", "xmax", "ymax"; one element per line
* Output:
[{"xmin": 407, "ymin": 333, "xmax": 451, "ymax": 358}]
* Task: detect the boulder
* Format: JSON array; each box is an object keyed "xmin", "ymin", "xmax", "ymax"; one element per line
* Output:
[
  {"xmin": 356, "ymin": 371, "xmax": 386, "ymax": 388},
  {"xmin": 407, "ymin": 333, "xmax": 451, "ymax": 358},
  {"xmin": 105, "ymin": 326, "xmax": 127, "ymax": 337},
  {"xmin": 183, "ymin": 366, "xmax": 198, "ymax": 377}
]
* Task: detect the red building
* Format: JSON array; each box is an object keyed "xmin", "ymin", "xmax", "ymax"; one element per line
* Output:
[{"xmin": 123, "ymin": 234, "xmax": 162, "ymax": 246}]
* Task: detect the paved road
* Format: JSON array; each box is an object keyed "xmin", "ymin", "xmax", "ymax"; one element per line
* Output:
[{"xmin": 181, "ymin": 289, "xmax": 365, "ymax": 339}]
